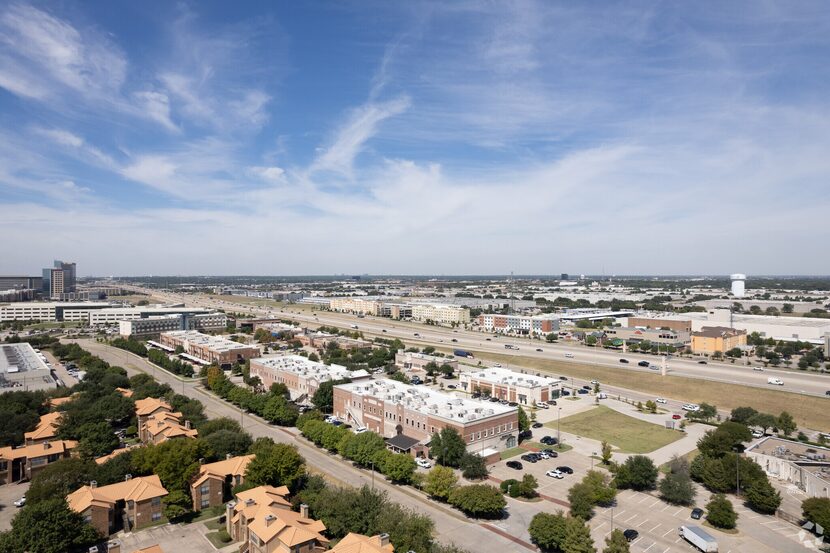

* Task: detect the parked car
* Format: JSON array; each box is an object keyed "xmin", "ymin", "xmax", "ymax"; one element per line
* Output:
[
  {"xmin": 559, "ymin": 376, "xmax": 569, "ymax": 381},
  {"xmin": 556, "ymin": 466, "xmax": 574, "ymax": 474},
  {"xmin": 753, "ymin": 366, "xmax": 764, "ymax": 371},
  {"xmin": 590, "ymin": 379, "xmax": 599, "ymax": 385},
  {"xmin": 447, "ymin": 384, "xmax": 456, "ymax": 389},
  {"xmin": 577, "ymin": 389, "xmax": 589, "ymax": 395},
  {"xmin": 672, "ymin": 414, "xmax": 682, "ymax": 420},
  {"xmin": 582, "ymin": 385, "xmax": 592, "ymax": 390},
  {"xmin": 547, "ymin": 399, "xmax": 558, "ymax": 405},
  {"xmin": 540, "ymin": 436, "xmax": 558, "ymax": 445},
  {"xmin": 545, "ymin": 469, "xmax": 564, "ymax": 479},
  {"xmin": 682, "ymin": 403, "xmax": 700, "ymax": 412},
  {"xmin": 13, "ymin": 496, "xmax": 25, "ymax": 508},
  {"xmin": 656, "ymin": 398, "xmax": 667, "ymax": 404},
  {"xmin": 354, "ymin": 427, "xmax": 368, "ymax": 434},
  {"xmin": 535, "ymin": 401, "xmax": 549, "ymax": 409},
  {"xmin": 416, "ymin": 458, "xmax": 432, "ymax": 469},
  {"xmin": 532, "ymin": 422, "xmax": 543, "ymax": 429},
  {"xmin": 623, "ymin": 529, "xmax": 639, "ymax": 542},
  {"xmin": 519, "ymin": 430, "xmax": 533, "ymax": 440},
  {"xmin": 690, "ymin": 508, "xmax": 704, "ymax": 520},
  {"xmin": 521, "ymin": 454, "xmax": 538, "ymax": 463},
  {"xmin": 506, "ymin": 460, "xmax": 523, "ymax": 470},
  {"xmin": 619, "ymin": 358, "xmax": 629, "ymax": 363},
  {"xmin": 542, "ymin": 449, "xmax": 558, "ymax": 458},
  {"xmin": 751, "ymin": 430, "xmax": 764, "ymax": 438},
  {"xmin": 561, "ymin": 390, "xmax": 571, "ymax": 396},
  {"xmin": 537, "ymin": 452, "xmax": 550, "ymax": 460}
]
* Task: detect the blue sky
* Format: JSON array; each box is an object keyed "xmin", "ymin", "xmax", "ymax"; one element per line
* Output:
[{"xmin": 1, "ymin": 1, "xmax": 829, "ymax": 276}]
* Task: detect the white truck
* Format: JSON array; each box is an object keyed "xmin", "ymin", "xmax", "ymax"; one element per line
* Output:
[
  {"xmin": 679, "ymin": 525, "xmax": 718, "ymax": 552},
  {"xmin": 767, "ymin": 377, "xmax": 784, "ymax": 386}
]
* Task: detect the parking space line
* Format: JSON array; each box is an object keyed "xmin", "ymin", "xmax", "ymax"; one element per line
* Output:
[
  {"xmin": 637, "ymin": 518, "xmax": 650, "ymax": 527},
  {"xmin": 614, "ymin": 510, "xmax": 627, "ymax": 519},
  {"xmin": 661, "ymin": 504, "xmax": 672, "ymax": 512},
  {"xmin": 642, "ymin": 543, "xmax": 656, "ymax": 553},
  {"xmin": 623, "ymin": 514, "xmax": 639, "ymax": 523},
  {"xmin": 638, "ymin": 495, "xmax": 652, "ymax": 504},
  {"xmin": 649, "ymin": 499, "xmax": 662, "ymax": 508},
  {"xmin": 673, "ymin": 508, "xmax": 684, "ymax": 516},
  {"xmin": 760, "ymin": 520, "xmax": 779, "ymax": 526},
  {"xmin": 662, "ymin": 528, "xmax": 674, "ymax": 537},
  {"xmin": 661, "ymin": 548, "xmax": 670, "ymax": 553},
  {"xmin": 594, "ymin": 522, "xmax": 606, "ymax": 531},
  {"xmin": 649, "ymin": 523, "xmax": 661, "ymax": 533}
]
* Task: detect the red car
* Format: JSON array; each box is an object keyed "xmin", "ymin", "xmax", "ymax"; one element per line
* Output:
[{"xmin": 672, "ymin": 414, "xmax": 682, "ymax": 420}]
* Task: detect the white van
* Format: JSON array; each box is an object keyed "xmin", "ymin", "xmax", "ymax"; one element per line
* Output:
[{"xmin": 767, "ymin": 377, "xmax": 784, "ymax": 386}]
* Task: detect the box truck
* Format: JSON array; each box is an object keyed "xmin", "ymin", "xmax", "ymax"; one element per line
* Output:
[{"xmin": 678, "ymin": 525, "xmax": 718, "ymax": 552}]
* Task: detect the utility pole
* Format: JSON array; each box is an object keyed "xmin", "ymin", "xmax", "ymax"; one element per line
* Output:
[{"xmin": 557, "ymin": 407, "xmax": 562, "ymax": 450}]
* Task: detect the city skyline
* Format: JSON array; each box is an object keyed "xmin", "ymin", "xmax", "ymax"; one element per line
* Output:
[{"xmin": 2, "ymin": 1, "xmax": 829, "ymax": 275}]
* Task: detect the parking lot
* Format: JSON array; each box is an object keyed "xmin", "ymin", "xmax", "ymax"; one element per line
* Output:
[{"xmin": 0, "ymin": 481, "xmax": 29, "ymax": 531}]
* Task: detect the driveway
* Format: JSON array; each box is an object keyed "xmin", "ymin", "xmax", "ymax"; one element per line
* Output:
[{"xmin": 0, "ymin": 481, "xmax": 28, "ymax": 531}]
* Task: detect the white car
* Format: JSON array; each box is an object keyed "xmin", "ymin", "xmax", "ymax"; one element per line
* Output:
[
  {"xmin": 753, "ymin": 366, "xmax": 764, "ymax": 371},
  {"xmin": 354, "ymin": 427, "xmax": 368, "ymax": 434},
  {"xmin": 534, "ymin": 401, "xmax": 549, "ymax": 409},
  {"xmin": 537, "ymin": 452, "xmax": 550, "ymax": 460},
  {"xmin": 682, "ymin": 403, "xmax": 700, "ymax": 412},
  {"xmin": 767, "ymin": 377, "xmax": 784, "ymax": 386},
  {"xmin": 752, "ymin": 430, "xmax": 764, "ymax": 438},
  {"xmin": 590, "ymin": 380, "xmax": 599, "ymax": 385},
  {"xmin": 13, "ymin": 496, "xmax": 25, "ymax": 508},
  {"xmin": 493, "ymin": 363, "xmax": 502, "ymax": 368},
  {"xmin": 656, "ymin": 398, "xmax": 667, "ymax": 404},
  {"xmin": 416, "ymin": 458, "xmax": 432, "ymax": 469},
  {"xmin": 545, "ymin": 469, "xmax": 564, "ymax": 479}
]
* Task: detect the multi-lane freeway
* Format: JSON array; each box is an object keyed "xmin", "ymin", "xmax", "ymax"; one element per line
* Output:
[{"xmin": 127, "ymin": 286, "xmax": 830, "ymax": 398}]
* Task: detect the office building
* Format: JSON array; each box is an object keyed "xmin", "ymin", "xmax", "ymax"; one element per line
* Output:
[
  {"xmin": 691, "ymin": 326, "xmax": 747, "ymax": 354},
  {"xmin": 459, "ymin": 367, "xmax": 561, "ymax": 405},
  {"xmin": 249, "ymin": 355, "xmax": 370, "ymax": 402},
  {"xmin": 746, "ymin": 436, "xmax": 830, "ymax": 498},
  {"xmin": 333, "ymin": 379, "xmax": 519, "ymax": 456},
  {"xmin": 602, "ymin": 327, "xmax": 691, "ymax": 348},
  {"xmin": 159, "ymin": 331, "xmax": 260, "ymax": 368},
  {"xmin": 626, "ymin": 317, "xmax": 692, "ymax": 333},
  {"xmin": 0, "ymin": 343, "xmax": 58, "ymax": 393},
  {"xmin": 477, "ymin": 313, "xmax": 560, "ymax": 335},
  {"xmin": 0, "ymin": 288, "xmax": 36, "ymax": 302},
  {"xmin": 0, "ymin": 276, "xmax": 42, "ymax": 290},
  {"xmin": 394, "ymin": 350, "xmax": 458, "ymax": 372},
  {"xmin": 410, "ymin": 304, "xmax": 470, "ymax": 325},
  {"xmin": 67, "ymin": 475, "xmax": 168, "ymax": 535},
  {"xmin": 118, "ymin": 312, "xmax": 227, "ymax": 337},
  {"xmin": 54, "ymin": 260, "xmax": 76, "ymax": 291},
  {"xmin": 43, "ymin": 267, "xmax": 65, "ymax": 298}
]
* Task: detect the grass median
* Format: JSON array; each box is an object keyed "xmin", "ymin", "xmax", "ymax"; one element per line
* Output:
[
  {"xmin": 547, "ymin": 405, "xmax": 683, "ymax": 454},
  {"xmin": 471, "ymin": 350, "xmax": 830, "ymax": 431}
]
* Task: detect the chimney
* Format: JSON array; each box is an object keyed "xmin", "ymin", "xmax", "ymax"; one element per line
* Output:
[
  {"xmin": 199, "ymin": 458, "xmax": 205, "ymax": 465},
  {"xmin": 264, "ymin": 514, "xmax": 276, "ymax": 527},
  {"xmin": 43, "ymin": 440, "xmax": 50, "ymax": 449},
  {"xmin": 124, "ymin": 474, "xmax": 132, "ymax": 481},
  {"xmin": 378, "ymin": 533, "xmax": 390, "ymax": 547},
  {"xmin": 245, "ymin": 498, "xmax": 255, "ymax": 507},
  {"xmin": 299, "ymin": 503, "xmax": 309, "ymax": 519},
  {"xmin": 90, "ymin": 480, "xmax": 97, "ymax": 488},
  {"xmin": 226, "ymin": 453, "xmax": 232, "ymax": 460},
  {"xmin": 185, "ymin": 420, "xmax": 192, "ymax": 430}
]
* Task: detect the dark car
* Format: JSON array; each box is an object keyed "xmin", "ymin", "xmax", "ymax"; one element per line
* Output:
[
  {"xmin": 472, "ymin": 392, "xmax": 481, "ymax": 399},
  {"xmin": 520, "ymin": 454, "xmax": 538, "ymax": 463},
  {"xmin": 619, "ymin": 358, "xmax": 629, "ymax": 363},
  {"xmin": 556, "ymin": 466, "xmax": 573, "ymax": 474},
  {"xmin": 542, "ymin": 449, "xmax": 559, "ymax": 458},
  {"xmin": 582, "ymin": 385, "xmax": 591, "ymax": 390},
  {"xmin": 532, "ymin": 422, "xmax": 543, "ymax": 429},
  {"xmin": 637, "ymin": 361, "xmax": 650, "ymax": 367},
  {"xmin": 559, "ymin": 376, "xmax": 569, "ymax": 381},
  {"xmin": 561, "ymin": 390, "xmax": 570, "ymax": 396},
  {"xmin": 485, "ymin": 338, "xmax": 491, "ymax": 341},
  {"xmin": 577, "ymin": 389, "xmax": 589, "ymax": 395},
  {"xmin": 506, "ymin": 460, "xmax": 523, "ymax": 470},
  {"xmin": 451, "ymin": 338, "xmax": 458, "ymax": 342},
  {"xmin": 825, "ymin": 390, "xmax": 830, "ymax": 396},
  {"xmin": 691, "ymin": 508, "xmax": 704, "ymax": 520},
  {"xmin": 540, "ymin": 436, "xmax": 558, "ymax": 445},
  {"xmin": 547, "ymin": 399, "xmax": 557, "ymax": 405},
  {"xmin": 519, "ymin": 430, "xmax": 533, "ymax": 440},
  {"xmin": 536, "ymin": 348, "xmax": 543, "ymax": 352},
  {"xmin": 623, "ymin": 529, "xmax": 639, "ymax": 542},
  {"xmin": 698, "ymin": 360, "xmax": 708, "ymax": 364}
]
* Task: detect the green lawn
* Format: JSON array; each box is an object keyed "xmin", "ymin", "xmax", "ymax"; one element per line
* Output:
[
  {"xmin": 500, "ymin": 447, "xmax": 524, "ymax": 460},
  {"xmin": 546, "ymin": 405, "xmax": 683, "ymax": 454}
]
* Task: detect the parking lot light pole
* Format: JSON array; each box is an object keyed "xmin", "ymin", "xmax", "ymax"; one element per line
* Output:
[
  {"xmin": 557, "ymin": 407, "xmax": 562, "ymax": 450},
  {"xmin": 591, "ymin": 452, "xmax": 596, "ymax": 470}
]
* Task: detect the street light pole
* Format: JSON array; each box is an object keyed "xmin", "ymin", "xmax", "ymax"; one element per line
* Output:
[{"xmin": 557, "ymin": 407, "xmax": 562, "ymax": 450}]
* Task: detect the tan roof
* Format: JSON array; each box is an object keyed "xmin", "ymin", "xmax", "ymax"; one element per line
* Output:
[
  {"xmin": 0, "ymin": 439, "xmax": 77, "ymax": 461},
  {"xmin": 192, "ymin": 454, "xmax": 254, "ymax": 488},
  {"xmin": 246, "ymin": 507, "xmax": 328, "ymax": 547},
  {"xmin": 24, "ymin": 412, "xmax": 62, "ymax": 442},
  {"xmin": 67, "ymin": 475, "xmax": 168, "ymax": 513},
  {"xmin": 332, "ymin": 533, "xmax": 394, "ymax": 553},
  {"xmin": 47, "ymin": 395, "xmax": 75, "ymax": 407},
  {"xmin": 116, "ymin": 387, "xmax": 134, "ymax": 398},
  {"xmin": 135, "ymin": 397, "xmax": 172, "ymax": 416},
  {"xmin": 136, "ymin": 546, "xmax": 163, "ymax": 553},
  {"xmin": 146, "ymin": 412, "xmax": 197, "ymax": 442},
  {"xmin": 94, "ymin": 444, "xmax": 143, "ymax": 465}
]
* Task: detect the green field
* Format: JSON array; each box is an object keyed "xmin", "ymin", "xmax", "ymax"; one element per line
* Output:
[{"xmin": 547, "ymin": 405, "xmax": 683, "ymax": 454}]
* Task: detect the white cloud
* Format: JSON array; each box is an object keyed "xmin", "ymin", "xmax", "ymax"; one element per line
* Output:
[
  {"xmin": 133, "ymin": 91, "xmax": 178, "ymax": 133},
  {"xmin": 248, "ymin": 166, "xmax": 286, "ymax": 183}
]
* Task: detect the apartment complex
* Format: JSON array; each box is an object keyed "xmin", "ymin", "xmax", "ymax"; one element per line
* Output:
[
  {"xmin": 602, "ymin": 327, "xmax": 691, "ymax": 348},
  {"xmin": 691, "ymin": 326, "xmax": 748, "ymax": 354},
  {"xmin": 459, "ymin": 368, "xmax": 561, "ymax": 405},
  {"xmin": 0, "ymin": 439, "xmax": 77, "ymax": 484},
  {"xmin": 394, "ymin": 350, "xmax": 458, "ymax": 372},
  {"xmin": 67, "ymin": 475, "xmax": 168, "ymax": 535},
  {"xmin": 191, "ymin": 454, "xmax": 254, "ymax": 511},
  {"xmin": 746, "ymin": 437, "xmax": 830, "ymax": 498},
  {"xmin": 249, "ymin": 355, "xmax": 370, "ymax": 402},
  {"xmin": 477, "ymin": 313, "xmax": 560, "ymax": 335},
  {"xmin": 226, "ymin": 486, "xmax": 329, "ymax": 553},
  {"xmin": 159, "ymin": 331, "xmax": 260, "ymax": 368},
  {"xmin": 331, "ymin": 533, "xmax": 394, "ymax": 553},
  {"xmin": 626, "ymin": 317, "xmax": 693, "ymax": 333},
  {"xmin": 118, "ymin": 312, "xmax": 227, "ymax": 337},
  {"xmin": 333, "ymin": 379, "xmax": 519, "ymax": 455},
  {"xmin": 135, "ymin": 397, "xmax": 198, "ymax": 444},
  {"xmin": 24, "ymin": 412, "xmax": 62, "ymax": 445},
  {"xmin": 0, "ymin": 342, "xmax": 58, "ymax": 394},
  {"xmin": 410, "ymin": 304, "xmax": 470, "ymax": 325}
]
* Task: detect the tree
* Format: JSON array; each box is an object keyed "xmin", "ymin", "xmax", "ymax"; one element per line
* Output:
[
  {"xmin": 802, "ymin": 497, "xmax": 830, "ymax": 532},
  {"xmin": 447, "ymin": 484, "xmax": 506, "ymax": 518},
  {"xmin": 424, "ymin": 465, "xmax": 458, "ymax": 501},
  {"xmin": 706, "ymin": 494, "xmax": 737, "ymax": 529},
  {"xmin": 745, "ymin": 477, "xmax": 782, "ymax": 514},
  {"xmin": 600, "ymin": 441, "xmax": 613, "ymax": 465},
  {"xmin": 585, "ymin": 335, "xmax": 598, "ymax": 346},
  {"xmin": 26, "ymin": 458, "xmax": 98, "ymax": 505},
  {"xmin": 430, "ymin": 427, "xmax": 466, "ymax": 467},
  {"xmin": 725, "ymin": 347, "xmax": 743, "ymax": 359},
  {"xmin": 203, "ymin": 429, "xmax": 253, "ymax": 460},
  {"xmin": 582, "ymin": 470, "xmax": 617, "ymax": 506},
  {"xmin": 0, "ymin": 498, "xmax": 99, "ymax": 553},
  {"xmin": 130, "ymin": 438, "xmax": 211, "ymax": 495},
  {"xmin": 546, "ymin": 333, "xmax": 557, "ymax": 343},
  {"xmin": 76, "ymin": 421, "xmax": 120, "ymax": 459},
  {"xmin": 777, "ymin": 411, "xmax": 797, "ymax": 437},
  {"xmin": 562, "ymin": 515, "xmax": 596, "ymax": 553},
  {"xmin": 614, "ymin": 456, "xmax": 658, "ymax": 491},
  {"xmin": 603, "ymin": 529, "xmax": 631, "ymax": 553},
  {"xmin": 460, "ymin": 452, "xmax": 488, "ymax": 480},
  {"xmin": 730, "ymin": 406, "xmax": 758, "ymax": 424},
  {"xmin": 749, "ymin": 412, "xmax": 777, "ymax": 434},
  {"xmin": 246, "ymin": 440, "xmax": 306, "ymax": 490},
  {"xmin": 687, "ymin": 402, "xmax": 717, "ymax": 422},
  {"xmin": 518, "ymin": 473, "xmax": 539, "ymax": 498},
  {"xmin": 568, "ymin": 482, "xmax": 596, "ymax": 520},
  {"xmin": 658, "ymin": 456, "xmax": 695, "ymax": 506},
  {"xmin": 162, "ymin": 489, "xmax": 192, "ymax": 520},
  {"xmin": 528, "ymin": 511, "xmax": 567, "ymax": 552},
  {"xmin": 342, "ymin": 431, "xmax": 386, "ymax": 467},
  {"xmin": 262, "ymin": 395, "xmax": 299, "ymax": 426},
  {"xmin": 381, "ymin": 453, "xmax": 416, "ymax": 484},
  {"xmin": 311, "ymin": 378, "xmax": 350, "ymax": 413},
  {"xmin": 517, "ymin": 406, "xmax": 530, "ymax": 433},
  {"xmin": 439, "ymin": 363, "xmax": 455, "ymax": 378}
]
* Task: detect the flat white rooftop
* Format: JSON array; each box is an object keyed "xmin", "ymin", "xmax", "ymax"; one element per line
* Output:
[
  {"xmin": 464, "ymin": 367, "xmax": 560, "ymax": 388},
  {"xmin": 336, "ymin": 378, "xmax": 515, "ymax": 424},
  {"xmin": 162, "ymin": 330, "xmax": 256, "ymax": 353},
  {"xmin": 251, "ymin": 354, "xmax": 368, "ymax": 381}
]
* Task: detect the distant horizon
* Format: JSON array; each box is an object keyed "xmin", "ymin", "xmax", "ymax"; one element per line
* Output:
[{"xmin": 83, "ymin": 273, "xmax": 830, "ymax": 280}]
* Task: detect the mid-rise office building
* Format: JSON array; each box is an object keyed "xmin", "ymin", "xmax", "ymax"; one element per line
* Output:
[
  {"xmin": 249, "ymin": 355, "xmax": 370, "ymax": 401},
  {"xmin": 0, "ymin": 343, "xmax": 58, "ymax": 393},
  {"xmin": 0, "ymin": 276, "xmax": 42, "ymax": 290},
  {"xmin": 626, "ymin": 317, "xmax": 692, "ymax": 333},
  {"xmin": 329, "ymin": 298, "xmax": 382, "ymax": 316},
  {"xmin": 459, "ymin": 367, "xmax": 561, "ymax": 405},
  {"xmin": 333, "ymin": 379, "xmax": 519, "ymax": 455},
  {"xmin": 410, "ymin": 304, "xmax": 470, "ymax": 325},
  {"xmin": 118, "ymin": 312, "xmax": 227, "ymax": 337},
  {"xmin": 0, "ymin": 289, "xmax": 36, "ymax": 302},
  {"xmin": 477, "ymin": 313, "xmax": 560, "ymax": 335},
  {"xmin": 159, "ymin": 331, "xmax": 260, "ymax": 368}
]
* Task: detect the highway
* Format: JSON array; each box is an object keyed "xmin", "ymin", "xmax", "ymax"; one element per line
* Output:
[{"xmin": 128, "ymin": 286, "xmax": 830, "ymax": 398}]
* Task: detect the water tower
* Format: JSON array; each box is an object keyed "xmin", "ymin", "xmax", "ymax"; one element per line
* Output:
[{"xmin": 730, "ymin": 274, "xmax": 746, "ymax": 298}]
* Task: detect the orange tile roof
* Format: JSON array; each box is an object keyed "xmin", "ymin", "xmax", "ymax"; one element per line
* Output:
[
  {"xmin": 0, "ymin": 439, "xmax": 77, "ymax": 461},
  {"xmin": 24, "ymin": 412, "xmax": 62, "ymax": 442},
  {"xmin": 116, "ymin": 387, "xmax": 134, "ymax": 398},
  {"xmin": 135, "ymin": 397, "xmax": 172, "ymax": 416},
  {"xmin": 94, "ymin": 444, "xmax": 143, "ymax": 465},
  {"xmin": 47, "ymin": 395, "xmax": 75, "ymax": 407},
  {"xmin": 246, "ymin": 507, "xmax": 328, "ymax": 547},
  {"xmin": 332, "ymin": 533, "xmax": 395, "ymax": 553},
  {"xmin": 67, "ymin": 475, "xmax": 168, "ymax": 513},
  {"xmin": 146, "ymin": 412, "xmax": 198, "ymax": 442},
  {"xmin": 192, "ymin": 454, "xmax": 254, "ymax": 488}
]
